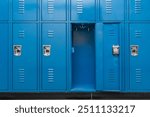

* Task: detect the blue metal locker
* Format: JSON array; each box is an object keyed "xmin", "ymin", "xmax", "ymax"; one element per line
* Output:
[
  {"xmin": 0, "ymin": 24, "xmax": 8, "ymax": 91},
  {"xmin": 42, "ymin": 0, "xmax": 66, "ymax": 21},
  {"xmin": 103, "ymin": 24, "xmax": 120, "ymax": 91},
  {"xmin": 71, "ymin": 0, "xmax": 95, "ymax": 21},
  {"xmin": 129, "ymin": 0, "xmax": 150, "ymax": 20},
  {"xmin": 13, "ymin": 24, "xmax": 37, "ymax": 91},
  {"xmin": 100, "ymin": 0, "xmax": 124, "ymax": 20},
  {"xmin": 129, "ymin": 24, "xmax": 150, "ymax": 91},
  {"xmin": 42, "ymin": 24, "xmax": 66, "ymax": 91},
  {"xmin": 96, "ymin": 23, "xmax": 121, "ymax": 91},
  {"xmin": 13, "ymin": 0, "xmax": 37, "ymax": 20},
  {"xmin": 0, "ymin": 0, "xmax": 9, "ymax": 20}
]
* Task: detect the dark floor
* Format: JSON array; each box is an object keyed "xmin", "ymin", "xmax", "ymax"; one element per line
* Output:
[{"xmin": 1, "ymin": 93, "xmax": 150, "ymax": 100}]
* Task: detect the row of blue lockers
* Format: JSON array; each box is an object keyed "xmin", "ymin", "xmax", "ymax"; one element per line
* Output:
[
  {"xmin": 0, "ymin": 22, "xmax": 150, "ymax": 92},
  {"xmin": 0, "ymin": 0, "xmax": 150, "ymax": 21}
]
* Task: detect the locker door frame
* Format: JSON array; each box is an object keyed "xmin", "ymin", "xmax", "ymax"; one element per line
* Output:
[
  {"xmin": 42, "ymin": 0, "xmax": 67, "ymax": 21},
  {"xmin": 70, "ymin": 0, "xmax": 96, "ymax": 21},
  {"xmin": 100, "ymin": 0, "xmax": 125, "ymax": 21},
  {"xmin": 12, "ymin": 23, "xmax": 38, "ymax": 92},
  {"xmin": 96, "ymin": 23, "xmax": 124, "ymax": 92},
  {"xmin": 126, "ymin": 23, "xmax": 150, "ymax": 92},
  {"xmin": 12, "ymin": 0, "xmax": 37, "ymax": 20},
  {"xmin": 41, "ymin": 23, "xmax": 67, "ymax": 92}
]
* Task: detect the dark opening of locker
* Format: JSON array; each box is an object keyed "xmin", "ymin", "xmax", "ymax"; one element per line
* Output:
[{"xmin": 71, "ymin": 23, "xmax": 95, "ymax": 92}]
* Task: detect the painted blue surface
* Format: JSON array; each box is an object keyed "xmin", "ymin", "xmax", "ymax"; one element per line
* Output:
[
  {"xmin": 42, "ymin": 24, "xmax": 67, "ymax": 91},
  {"xmin": 100, "ymin": 0, "xmax": 124, "ymax": 21},
  {"xmin": 0, "ymin": 24, "xmax": 8, "ymax": 90},
  {"xmin": 13, "ymin": 0, "xmax": 37, "ymax": 20},
  {"xmin": 0, "ymin": 0, "xmax": 8, "ymax": 20},
  {"xmin": 103, "ymin": 24, "xmax": 120, "ymax": 91},
  {"xmin": 129, "ymin": 24, "xmax": 150, "ymax": 91},
  {"xmin": 13, "ymin": 24, "xmax": 37, "ymax": 91},
  {"xmin": 42, "ymin": 0, "xmax": 66, "ymax": 21},
  {"xmin": 71, "ymin": 0, "xmax": 96, "ymax": 21},
  {"xmin": 1, "ymin": 0, "xmax": 150, "ymax": 93},
  {"xmin": 129, "ymin": 0, "xmax": 150, "ymax": 20}
]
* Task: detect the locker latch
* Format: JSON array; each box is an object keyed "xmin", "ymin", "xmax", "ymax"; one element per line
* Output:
[
  {"xmin": 43, "ymin": 45, "xmax": 51, "ymax": 56},
  {"xmin": 131, "ymin": 45, "xmax": 138, "ymax": 56},
  {"xmin": 14, "ymin": 45, "xmax": 22, "ymax": 56},
  {"xmin": 112, "ymin": 45, "xmax": 120, "ymax": 56}
]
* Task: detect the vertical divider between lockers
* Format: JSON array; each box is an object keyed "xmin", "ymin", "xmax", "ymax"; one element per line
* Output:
[
  {"xmin": 38, "ymin": 0, "xmax": 41, "ymax": 92},
  {"xmin": 67, "ymin": 0, "xmax": 71, "ymax": 91},
  {"xmin": 9, "ymin": 0, "xmax": 13, "ymax": 92},
  {"xmin": 124, "ymin": 0, "xmax": 129, "ymax": 92}
]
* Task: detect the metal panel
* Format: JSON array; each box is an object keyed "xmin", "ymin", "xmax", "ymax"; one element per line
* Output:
[
  {"xmin": 71, "ymin": 0, "xmax": 95, "ymax": 21},
  {"xmin": 13, "ymin": 24, "xmax": 37, "ymax": 91},
  {"xmin": 13, "ymin": 0, "xmax": 37, "ymax": 20},
  {"xmin": 100, "ymin": 0, "xmax": 124, "ymax": 20},
  {"xmin": 0, "ymin": 0, "xmax": 9, "ymax": 20},
  {"xmin": 129, "ymin": 24, "xmax": 150, "ymax": 91},
  {"xmin": 42, "ymin": 0, "xmax": 66, "ymax": 20},
  {"xmin": 0, "ymin": 24, "xmax": 8, "ymax": 90},
  {"xmin": 129, "ymin": 0, "xmax": 150, "ymax": 20},
  {"xmin": 42, "ymin": 24, "xmax": 66, "ymax": 90},
  {"xmin": 103, "ymin": 24, "xmax": 120, "ymax": 91}
]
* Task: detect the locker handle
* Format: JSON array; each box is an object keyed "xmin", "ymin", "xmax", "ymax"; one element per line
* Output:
[
  {"xmin": 112, "ymin": 45, "xmax": 120, "ymax": 56},
  {"xmin": 43, "ymin": 45, "xmax": 51, "ymax": 56},
  {"xmin": 14, "ymin": 45, "xmax": 22, "ymax": 56},
  {"xmin": 131, "ymin": 45, "xmax": 139, "ymax": 56}
]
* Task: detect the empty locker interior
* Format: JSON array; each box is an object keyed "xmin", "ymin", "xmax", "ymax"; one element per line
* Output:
[
  {"xmin": 0, "ymin": 0, "xmax": 150, "ymax": 93},
  {"xmin": 71, "ymin": 24, "xmax": 95, "ymax": 92}
]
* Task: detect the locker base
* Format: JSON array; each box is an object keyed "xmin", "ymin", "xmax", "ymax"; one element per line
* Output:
[{"xmin": 1, "ymin": 93, "xmax": 150, "ymax": 100}]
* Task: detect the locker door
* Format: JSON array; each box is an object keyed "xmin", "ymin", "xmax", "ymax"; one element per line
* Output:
[
  {"xmin": 0, "ymin": 24, "xmax": 8, "ymax": 90},
  {"xmin": 0, "ymin": 0, "xmax": 9, "ymax": 20},
  {"xmin": 100, "ymin": 0, "xmax": 124, "ymax": 20},
  {"xmin": 129, "ymin": 0, "xmax": 150, "ymax": 20},
  {"xmin": 103, "ymin": 24, "xmax": 120, "ymax": 91},
  {"xmin": 13, "ymin": 0, "xmax": 37, "ymax": 20},
  {"xmin": 13, "ymin": 24, "xmax": 37, "ymax": 91},
  {"xmin": 129, "ymin": 24, "xmax": 150, "ymax": 91},
  {"xmin": 42, "ymin": 24, "xmax": 66, "ymax": 91},
  {"xmin": 71, "ymin": 0, "xmax": 95, "ymax": 21},
  {"xmin": 42, "ymin": 0, "xmax": 66, "ymax": 21}
]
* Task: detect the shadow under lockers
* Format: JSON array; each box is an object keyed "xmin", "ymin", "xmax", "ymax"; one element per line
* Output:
[{"xmin": 0, "ymin": 0, "xmax": 150, "ymax": 92}]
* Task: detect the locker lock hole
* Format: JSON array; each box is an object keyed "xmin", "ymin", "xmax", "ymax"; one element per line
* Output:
[
  {"xmin": 131, "ymin": 45, "xmax": 138, "ymax": 56},
  {"xmin": 43, "ymin": 45, "xmax": 51, "ymax": 56},
  {"xmin": 112, "ymin": 45, "xmax": 120, "ymax": 56},
  {"xmin": 14, "ymin": 45, "xmax": 22, "ymax": 56}
]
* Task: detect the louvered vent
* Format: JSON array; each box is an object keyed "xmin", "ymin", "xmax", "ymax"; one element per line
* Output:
[
  {"xmin": 18, "ymin": 0, "xmax": 25, "ymax": 14},
  {"xmin": 76, "ymin": 0, "xmax": 83, "ymax": 14},
  {"xmin": 48, "ymin": 0, "xmax": 54, "ymax": 14},
  {"xmin": 106, "ymin": 0, "xmax": 112, "ymax": 14},
  {"xmin": 135, "ymin": 0, "xmax": 142, "ymax": 14},
  {"xmin": 48, "ymin": 68, "xmax": 54, "ymax": 83}
]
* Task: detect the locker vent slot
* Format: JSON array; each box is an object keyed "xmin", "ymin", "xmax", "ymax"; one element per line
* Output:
[
  {"xmin": 135, "ymin": 69, "xmax": 142, "ymax": 83},
  {"xmin": 18, "ymin": 0, "xmax": 25, "ymax": 14},
  {"xmin": 18, "ymin": 69, "xmax": 25, "ymax": 83},
  {"xmin": 108, "ymin": 29, "xmax": 115, "ymax": 36},
  {"xmin": 48, "ymin": 68, "xmax": 54, "ymax": 83},
  {"xmin": 48, "ymin": 0, "xmax": 54, "ymax": 14},
  {"xmin": 18, "ymin": 30, "xmax": 25, "ymax": 38},
  {"xmin": 108, "ymin": 69, "xmax": 116, "ymax": 83},
  {"xmin": 106, "ymin": 0, "xmax": 112, "ymax": 14},
  {"xmin": 76, "ymin": 0, "xmax": 83, "ymax": 14},
  {"xmin": 48, "ymin": 30, "xmax": 54, "ymax": 38},
  {"xmin": 135, "ymin": 0, "xmax": 142, "ymax": 14},
  {"xmin": 135, "ymin": 30, "xmax": 142, "ymax": 38}
]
